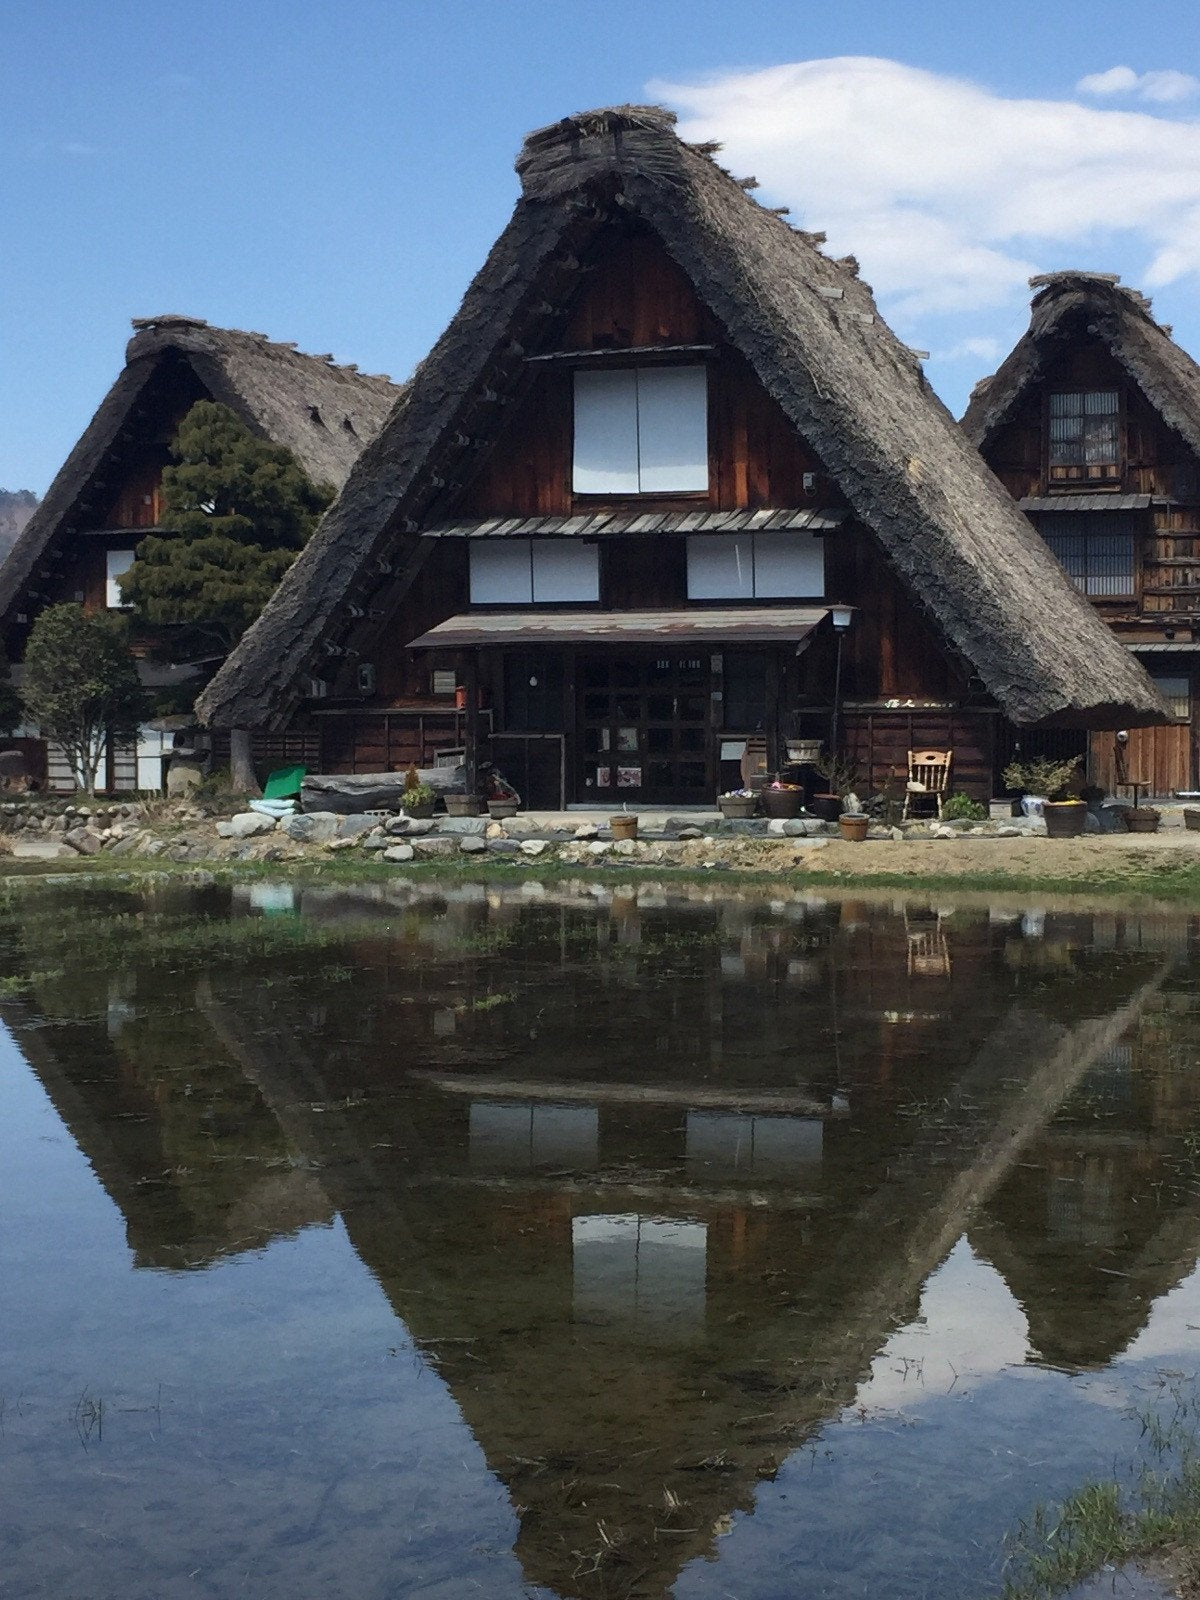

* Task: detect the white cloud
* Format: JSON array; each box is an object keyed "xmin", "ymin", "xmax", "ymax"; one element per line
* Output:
[
  {"xmin": 939, "ymin": 336, "xmax": 1004, "ymax": 364},
  {"xmin": 1077, "ymin": 65, "xmax": 1199, "ymax": 103},
  {"xmin": 650, "ymin": 56, "xmax": 1200, "ymax": 321}
]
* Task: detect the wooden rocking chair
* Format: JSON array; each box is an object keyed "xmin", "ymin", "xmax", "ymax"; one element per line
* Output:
[{"xmin": 902, "ymin": 749, "xmax": 952, "ymax": 820}]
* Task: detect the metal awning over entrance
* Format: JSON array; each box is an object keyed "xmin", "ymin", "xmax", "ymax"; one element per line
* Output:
[
  {"xmin": 419, "ymin": 508, "xmax": 847, "ymax": 539},
  {"xmin": 407, "ymin": 606, "xmax": 831, "ymax": 650}
]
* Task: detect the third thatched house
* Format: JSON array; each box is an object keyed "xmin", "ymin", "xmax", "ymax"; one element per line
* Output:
[{"xmin": 963, "ymin": 272, "xmax": 1200, "ymax": 798}]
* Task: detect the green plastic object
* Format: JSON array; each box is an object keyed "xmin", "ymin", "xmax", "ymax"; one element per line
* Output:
[{"xmin": 263, "ymin": 764, "xmax": 306, "ymax": 800}]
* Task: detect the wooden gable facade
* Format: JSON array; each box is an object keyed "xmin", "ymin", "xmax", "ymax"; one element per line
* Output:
[{"xmin": 966, "ymin": 273, "xmax": 1200, "ymax": 798}]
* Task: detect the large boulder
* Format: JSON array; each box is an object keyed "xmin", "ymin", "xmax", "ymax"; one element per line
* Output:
[
  {"xmin": 217, "ymin": 812, "xmax": 275, "ymax": 839},
  {"xmin": 300, "ymin": 768, "xmax": 464, "ymax": 815},
  {"xmin": 280, "ymin": 811, "xmax": 340, "ymax": 845}
]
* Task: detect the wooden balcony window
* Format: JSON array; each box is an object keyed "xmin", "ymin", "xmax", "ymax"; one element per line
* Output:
[
  {"xmin": 1040, "ymin": 526, "xmax": 1135, "ymax": 598},
  {"xmin": 1047, "ymin": 391, "xmax": 1122, "ymax": 485},
  {"xmin": 1150, "ymin": 673, "xmax": 1190, "ymax": 722}
]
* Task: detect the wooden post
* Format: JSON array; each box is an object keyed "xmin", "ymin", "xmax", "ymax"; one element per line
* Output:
[
  {"xmin": 765, "ymin": 650, "xmax": 783, "ymax": 777},
  {"xmin": 462, "ymin": 652, "xmax": 480, "ymax": 796},
  {"xmin": 230, "ymin": 727, "xmax": 261, "ymax": 795}
]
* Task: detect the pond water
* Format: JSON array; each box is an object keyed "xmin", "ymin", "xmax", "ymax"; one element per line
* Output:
[{"xmin": 2, "ymin": 873, "xmax": 1200, "ymax": 1599}]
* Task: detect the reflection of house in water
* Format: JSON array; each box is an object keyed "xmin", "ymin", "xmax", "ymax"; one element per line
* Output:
[
  {"xmin": 0, "ymin": 968, "xmax": 332, "ymax": 1269},
  {"xmin": 8, "ymin": 881, "xmax": 1200, "ymax": 1599},
  {"xmin": 975, "ymin": 978, "xmax": 1200, "ymax": 1369},
  {"xmin": 192, "ymin": 889, "xmax": 1200, "ymax": 1598}
]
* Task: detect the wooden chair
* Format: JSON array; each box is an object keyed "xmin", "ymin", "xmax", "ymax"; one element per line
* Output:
[
  {"xmin": 740, "ymin": 735, "xmax": 770, "ymax": 790},
  {"xmin": 902, "ymin": 749, "xmax": 952, "ymax": 820},
  {"xmin": 906, "ymin": 908, "xmax": 952, "ymax": 978}
]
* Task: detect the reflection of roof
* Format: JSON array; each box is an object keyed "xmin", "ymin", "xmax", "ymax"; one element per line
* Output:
[{"xmin": 192, "ymin": 919, "xmax": 1172, "ymax": 1600}]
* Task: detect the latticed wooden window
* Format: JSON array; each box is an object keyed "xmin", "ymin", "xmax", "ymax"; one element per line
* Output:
[
  {"xmin": 1150, "ymin": 673, "xmax": 1190, "ymax": 722},
  {"xmin": 1038, "ymin": 513, "xmax": 1135, "ymax": 597},
  {"xmin": 1048, "ymin": 391, "xmax": 1121, "ymax": 482}
]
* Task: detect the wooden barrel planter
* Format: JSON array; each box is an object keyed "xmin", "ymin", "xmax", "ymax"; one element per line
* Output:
[
  {"xmin": 1043, "ymin": 800, "xmax": 1087, "ymax": 839},
  {"xmin": 610, "ymin": 814, "xmax": 639, "ymax": 840},
  {"xmin": 1124, "ymin": 807, "xmax": 1161, "ymax": 834},
  {"xmin": 838, "ymin": 813, "xmax": 870, "ymax": 842},
  {"xmin": 445, "ymin": 794, "xmax": 481, "ymax": 817},
  {"xmin": 718, "ymin": 796, "xmax": 757, "ymax": 820},
  {"xmin": 762, "ymin": 787, "xmax": 806, "ymax": 819},
  {"xmin": 487, "ymin": 799, "xmax": 519, "ymax": 820}
]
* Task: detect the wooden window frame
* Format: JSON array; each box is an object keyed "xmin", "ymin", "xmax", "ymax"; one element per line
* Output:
[
  {"xmin": 571, "ymin": 362, "xmax": 713, "ymax": 503},
  {"xmin": 1043, "ymin": 388, "xmax": 1125, "ymax": 490}
]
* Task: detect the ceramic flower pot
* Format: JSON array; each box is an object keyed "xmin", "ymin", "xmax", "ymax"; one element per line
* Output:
[
  {"xmin": 488, "ymin": 799, "xmax": 519, "ymax": 820},
  {"xmin": 762, "ymin": 787, "xmax": 806, "ymax": 819},
  {"xmin": 1043, "ymin": 799, "xmax": 1087, "ymax": 839},
  {"xmin": 445, "ymin": 794, "xmax": 481, "ymax": 817},
  {"xmin": 809, "ymin": 793, "xmax": 841, "ymax": 822},
  {"xmin": 403, "ymin": 798, "xmax": 435, "ymax": 819},
  {"xmin": 838, "ymin": 813, "xmax": 870, "ymax": 842},
  {"xmin": 718, "ymin": 796, "xmax": 757, "ymax": 819}
]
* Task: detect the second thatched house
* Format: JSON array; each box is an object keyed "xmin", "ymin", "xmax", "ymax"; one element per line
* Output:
[
  {"xmin": 964, "ymin": 272, "xmax": 1200, "ymax": 798},
  {"xmin": 0, "ymin": 315, "xmax": 401, "ymax": 789},
  {"xmin": 198, "ymin": 106, "xmax": 1164, "ymax": 806}
]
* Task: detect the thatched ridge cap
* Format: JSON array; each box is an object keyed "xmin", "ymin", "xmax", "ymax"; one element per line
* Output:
[
  {"xmin": 124, "ymin": 315, "xmax": 396, "ymax": 386},
  {"xmin": 517, "ymin": 103, "xmax": 677, "ymax": 174}
]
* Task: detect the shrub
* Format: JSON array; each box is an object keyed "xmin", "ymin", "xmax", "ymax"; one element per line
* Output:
[
  {"xmin": 1003, "ymin": 758, "xmax": 1081, "ymax": 801},
  {"xmin": 942, "ymin": 792, "xmax": 987, "ymax": 821}
]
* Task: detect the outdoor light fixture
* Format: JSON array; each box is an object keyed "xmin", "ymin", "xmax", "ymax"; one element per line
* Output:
[{"xmin": 831, "ymin": 605, "xmax": 854, "ymax": 632}]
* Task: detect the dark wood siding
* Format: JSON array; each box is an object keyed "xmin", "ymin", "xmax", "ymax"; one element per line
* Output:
[{"xmin": 457, "ymin": 232, "xmax": 841, "ymax": 520}]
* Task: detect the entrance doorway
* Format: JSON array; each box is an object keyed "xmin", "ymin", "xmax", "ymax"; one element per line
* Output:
[{"xmin": 579, "ymin": 654, "xmax": 712, "ymax": 804}]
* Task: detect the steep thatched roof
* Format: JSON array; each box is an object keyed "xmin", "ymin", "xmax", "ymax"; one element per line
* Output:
[
  {"xmin": 198, "ymin": 106, "xmax": 1165, "ymax": 732},
  {"xmin": 0, "ymin": 316, "xmax": 401, "ymax": 625},
  {"xmin": 961, "ymin": 271, "xmax": 1200, "ymax": 458}
]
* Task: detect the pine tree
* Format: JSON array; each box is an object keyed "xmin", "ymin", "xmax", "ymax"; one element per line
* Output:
[
  {"xmin": 22, "ymin": 605, "xmax": 146, "ymax": 795},
  {"xmin": 119, "ymin": 400, "xmax": 333, "ymax": 652}
]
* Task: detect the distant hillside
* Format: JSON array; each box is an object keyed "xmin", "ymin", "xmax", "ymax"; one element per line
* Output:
[{"xmin": 0, "ymin": 490, "xmax": 38, "ymax": 563}]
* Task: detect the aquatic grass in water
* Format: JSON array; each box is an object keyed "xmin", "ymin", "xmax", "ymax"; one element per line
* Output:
[{"xmin": 1003, "ymin": 1383, "xmax": 1200, "ymax": 1598}]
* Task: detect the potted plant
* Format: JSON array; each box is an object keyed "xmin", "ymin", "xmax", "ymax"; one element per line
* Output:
[
  {"xmin": 610, "ymin": 812, "xmax": 639, "ymax": 840},
  {"xmin": 838, "ymin": 811, "xmax": 870, "ymax": 842},
  {"xmin": 1124, "ymin": 805, "xmax": 1161, "ymax": 834},
  {"xmin": 487, "ymin": 797, "xmax": 519, "ymax": 819},
  {"xmin": 810, "ymin": 751, "xmax": 860, "ymax": 822},
  {"xmin": 445, "ymin": 793, "xmax": 481, "ymax": 817},
  {"xmin": 1003, "ymin": 758, "xmax": 1085, "ymax": 838},
  {"xmin": 719, "ymin": 788, "xmax": 758, "ymax": 820},
  {"xmin": 402, "ymin": 782, "xmax": 438, "ymax": 819},
  {"xmin": 762, "ymin": 779, "xmax": 807, "ymax": 819},
  {"xmin": 941, "ymin": 792, "xmax": 988, "ymax": 823}
]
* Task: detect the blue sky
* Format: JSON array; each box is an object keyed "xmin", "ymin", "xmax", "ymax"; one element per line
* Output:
[{"xmin": 4, "ymin": 0, "xmax": 1199, "ymax": 494}]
